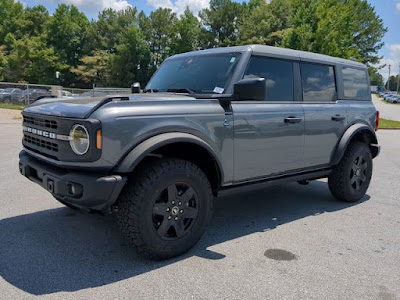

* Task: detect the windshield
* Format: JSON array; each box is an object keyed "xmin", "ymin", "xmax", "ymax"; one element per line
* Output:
[{"xmin": 145, "ymin": 53, "xmax": 241, "ymax": 94}]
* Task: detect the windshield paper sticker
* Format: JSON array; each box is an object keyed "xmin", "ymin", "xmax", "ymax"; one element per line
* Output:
[
  {"xmin": 213, "ymin": 87, "xmax": 224, "ymax": 94},
  {"xmin": 230, "ymin": 57, "xmax": 236, "ymax": 63}
]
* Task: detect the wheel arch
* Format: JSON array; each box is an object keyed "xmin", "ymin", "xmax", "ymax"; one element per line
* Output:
[
  {"xmin": 114, "ymin": 132, "xmax": 224, "ymax": 194},
  {"xmin": 331, "ymin": 123, "xmax": 379, "ymax": 166}
]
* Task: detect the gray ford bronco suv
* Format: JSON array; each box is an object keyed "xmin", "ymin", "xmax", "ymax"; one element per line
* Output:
[{"xmin": 19, "ymin": 45, "xmax": 380, "ymax": 259}]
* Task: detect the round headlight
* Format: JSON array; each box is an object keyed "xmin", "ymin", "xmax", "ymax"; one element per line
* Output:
[{"xmin": 69, "ymin": 124, "xmax": 90, "ymax": 155}]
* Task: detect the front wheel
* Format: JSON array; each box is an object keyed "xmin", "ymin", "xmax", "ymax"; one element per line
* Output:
[
  {"xmin": 117, "ymin": 158, "xmax": 213, "ymax": 260},
  {"xmin": 328, "ymin": 142, "xmax": 373, "ymax": 202}
]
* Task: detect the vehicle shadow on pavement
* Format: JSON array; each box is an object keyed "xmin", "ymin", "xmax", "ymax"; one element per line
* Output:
[{"xmin": 0, "ymin": 180, "xmax": 369, "ymax": 295}]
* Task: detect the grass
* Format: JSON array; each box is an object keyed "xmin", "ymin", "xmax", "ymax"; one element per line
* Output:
[
  {"xmin": 0, "ymin": 103, "xmax": 25, "ymax": 110},
  {"xmin": 379, "ymin": 118, "xmax": 400, "ymax": 129}
]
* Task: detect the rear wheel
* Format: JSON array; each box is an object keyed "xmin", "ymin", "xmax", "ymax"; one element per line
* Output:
[
  {"xmin": 117, "ymin": 158, "xmax": 213, "ymax": 260},
  {"xmin": 328, "ymin": 142, "xmax": 373, "ymax": 202}
]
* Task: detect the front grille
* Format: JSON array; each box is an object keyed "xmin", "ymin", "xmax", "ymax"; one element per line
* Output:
[
  {"xmin": 23, "ymin": 115, "xmax": 58, "ymax": 129},
  {"xmin": 22, "ymin": 113, "xmax": 101, "ymax": 162},
  {"xmin": 24, "ymin": 135, "xmax": 59, "ymax": 152}
]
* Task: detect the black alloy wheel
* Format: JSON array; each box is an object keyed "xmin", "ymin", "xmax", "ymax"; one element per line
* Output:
[
  {"xmin": 152, "ymin": 183, "xmax": 199, "ymax": 240},
  {"xmin": 350, "ymin": 155, "xmax": 368, "ymax": 191}
]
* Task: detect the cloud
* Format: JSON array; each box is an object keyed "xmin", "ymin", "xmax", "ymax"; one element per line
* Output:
[
  {"xmin": 147, "ymin": 0, "xmax": 209, "ymax": 15},
  {"xmin": 377, "ymin": 44, "xmax": 400, "ymax": 80},
  {"xmin": 49, "ymin": 0, "xmax": 131, "ymax": 16},
  {"xmin": 397, "ymin": 2, "xmax": 400, "ymax": 12}
]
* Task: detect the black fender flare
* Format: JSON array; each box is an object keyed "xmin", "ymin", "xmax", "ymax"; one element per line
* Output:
[
  {"xmin": 114, "ymin": 132, "xmax": 224, "ymax": 184},
  {"xmin": 330, "ymin": 123, "xmax": 379, "ymax": 166}
]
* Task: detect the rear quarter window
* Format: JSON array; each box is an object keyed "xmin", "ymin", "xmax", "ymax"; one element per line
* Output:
[{"xmin": 342, "ymin": 67, "xmax": 369, "ymax": 99}]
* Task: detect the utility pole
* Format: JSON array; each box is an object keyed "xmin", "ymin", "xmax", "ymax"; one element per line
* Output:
[
  {"xmin": 387, "ymin": 64, "xmax": 391, "ymax": 91},
  {"xmin": 397, "ymin": 62, "xmax": 400, "ymax": 94}
]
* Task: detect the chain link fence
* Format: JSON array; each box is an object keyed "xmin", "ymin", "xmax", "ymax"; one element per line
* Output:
[{"xmin": 0, "ymin": 82, "xmax": 132, "ymax": 105}]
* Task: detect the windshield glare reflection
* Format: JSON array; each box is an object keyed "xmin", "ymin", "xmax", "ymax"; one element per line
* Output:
[{"xmin": 145, "ymin": 53, "xmax": 241, "ymax": 95}]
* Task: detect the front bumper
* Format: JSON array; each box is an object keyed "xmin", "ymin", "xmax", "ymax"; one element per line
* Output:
[{"xmin": 19, "ymin": 150, "xmax": 127, "ymax": 211}]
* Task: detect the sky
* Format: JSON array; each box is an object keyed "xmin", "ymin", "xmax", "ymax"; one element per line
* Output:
[{"xmin": 20, "ymin": 0, "xmax": 400, "ymax": 80}]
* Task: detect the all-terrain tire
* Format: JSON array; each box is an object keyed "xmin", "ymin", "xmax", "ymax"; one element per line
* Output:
[
  {"xmin": 328, "ymin": 142, "xmax": 373, "ymax": 202},
  {"xmin": 117, "ymin": 158, "xmax": 213, "ymax": 260}
]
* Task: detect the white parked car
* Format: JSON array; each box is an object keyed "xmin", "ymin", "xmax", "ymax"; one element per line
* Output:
[{"xmin": 387, "ymin": 95, "xmax": 400, "ymax": 103}]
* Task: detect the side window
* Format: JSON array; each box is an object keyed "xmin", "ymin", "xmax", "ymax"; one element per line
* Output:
[
  {"xmin": 244, "ymin": 57, "xmax": 294, "ymax": 101},
  {"xmin": 342, "ymin": 67, "xmax": 369, "ymax": 99},
  {"xmin": 300, "ymin": 63, "xmax": 336, "ymax": 102}
]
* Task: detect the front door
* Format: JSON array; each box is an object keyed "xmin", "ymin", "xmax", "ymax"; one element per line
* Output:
[{"xmin": 232, "ymin": 56, "xmax": 304, "ymax": 182}]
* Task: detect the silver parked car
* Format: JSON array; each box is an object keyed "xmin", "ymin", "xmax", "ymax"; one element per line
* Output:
[{"xmin": 0, "ymin": 88, "xmax": 23, "ymax": 103}]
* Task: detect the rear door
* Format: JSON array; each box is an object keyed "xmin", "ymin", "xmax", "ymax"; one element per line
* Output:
[
  {"xmin": 232, "ymin": 56, "xmax": 304, "ymax": 182},
  {"xmin": 300, "ymin": 62, "xmax": 348, "ymax": 168}
]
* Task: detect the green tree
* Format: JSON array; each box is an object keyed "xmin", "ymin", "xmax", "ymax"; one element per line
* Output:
[
  {"xmin": 0, "ymin": 45, "xmax": 7, "ymax": 81},
  {"xmin": 170, "ymin": 8, "xmax": 201, "ymax": 55},
  {"xmin": 23, "ymin": 5, "xmax": 50, "ymax": 37},
  {"xmin": 46, "ymin": 5, "xmax": 90, "ymax": 71},
  {"xmin": 369, "ymin": 67, "xmax": 384, "ymax": 86},
  {"xmin": 0, "ymin": 0, "xmax": 24, "ymax": 43},
  {"xmin": 141, "ymin": 8, "xmax": 177, "ymax": 67},
  {"xmin": 199, "ymin": 0, "xmax": 246, "ymax": 47},
  {"xmin": 386, "ymin": 75, "xmax": 399, "ymax": 91},
  {"xmin": 282, "ymin": 0, "xmax": 386, "ymax": 66},
  {"xmin": 88, "ymin": 7, "xmax": 138, "ymax": 53},
  {"xmin": 240, "ymin": 0, "xmax": 292, "ymax": 46},
  {"xmin": 111, "ymin": 26, "xmax": 151, "ymax": 87},
  {"xmin": 2, "ymin": 34, "xmax": 64, "ymax": 84},
  {"xmin": 71, "ymin": 50, "xmax": 113, "ymax": 87}
]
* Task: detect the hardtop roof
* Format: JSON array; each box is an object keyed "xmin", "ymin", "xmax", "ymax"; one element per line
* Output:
[{"xmin": 168, "ymin": 44, "xmax": 366, "ymax": 69}]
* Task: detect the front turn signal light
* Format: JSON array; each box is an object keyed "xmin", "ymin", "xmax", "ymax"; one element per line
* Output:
[{"xmin": 96, "ymin": 130, "xmax": 102, "ymax": 149}]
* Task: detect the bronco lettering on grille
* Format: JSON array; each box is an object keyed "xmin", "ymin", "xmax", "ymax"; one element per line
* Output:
[{"xmin": 23, "ymin": 126, "xmax": 70, "ymax": 141}]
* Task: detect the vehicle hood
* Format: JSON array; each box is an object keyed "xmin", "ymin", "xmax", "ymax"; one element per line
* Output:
[{"xmin": 22, "ymin": 93, "xmax": 198, "ymax": 119}]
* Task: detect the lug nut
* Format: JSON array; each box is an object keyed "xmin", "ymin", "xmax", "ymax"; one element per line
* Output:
[
  {"xmin": 172, "ymin": 201, "xmax": 175, "ymax": 205},
  {"xmin": 166, "ymin": 208, "xmax": 170, "ymax": 212},
  {"xmin": 180, "ymin": 210, "xmax": 183, "ymax": 214},
  {"xmin": 168, "ymin": 216, "xmax": 171, "ymax": 220},
  {"xmin": 174, "ymin": 217, "xmax": 178, "ymax": 221},
  {"xmin": 178, "ymin": 202, "xmax": 182, "ymax": 206}
]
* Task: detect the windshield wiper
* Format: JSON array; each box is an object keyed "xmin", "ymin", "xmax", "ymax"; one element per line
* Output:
[{"xmin": 166, "ymin": 88, "xmax": 196, "ymax": 96}]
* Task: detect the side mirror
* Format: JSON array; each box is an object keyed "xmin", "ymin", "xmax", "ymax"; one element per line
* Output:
[
  {"xmin": 131, "ymin": 82, "xmax": 141, "ymax": 93},
  {"xmin": 233, "ymin": 78, "xmax": 266, "ymax": 101}
]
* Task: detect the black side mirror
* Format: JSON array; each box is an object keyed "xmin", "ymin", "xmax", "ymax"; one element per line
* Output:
[
  {"xmin": 131, "ymin": 82, "xmax": 141, "ymax": 93},
  {"xmin": 234, "ymin": 78, "xmax": 266, "ymax": 101}
]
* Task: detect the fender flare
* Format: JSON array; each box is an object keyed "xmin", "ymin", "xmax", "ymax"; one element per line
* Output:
[
  {"xmin": 330, "ymin": 123, "xmax": 379, "ymax": 166},
  {"xmin": 114, "ymin": 132, "xmax": 224, "ymax": 183}
]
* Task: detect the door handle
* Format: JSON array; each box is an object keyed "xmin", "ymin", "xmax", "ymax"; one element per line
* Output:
[
  {"xmin": 331, "ymin": 115, "xmax": 346, "ymax": 122},
  {"xmin": 284, "ymin": 117, "xmax": 303, "ymax": 124}
]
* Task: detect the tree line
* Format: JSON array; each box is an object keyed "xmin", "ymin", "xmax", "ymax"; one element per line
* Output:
[{"xmin": 0, "ymin": 0, "xmax": 387, "ymax": 88}]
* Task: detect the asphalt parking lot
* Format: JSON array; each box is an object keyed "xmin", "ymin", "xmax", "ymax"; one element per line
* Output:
[{"xmin": 1, "ymin": 120, "xmax": 399, "ymax": 300}]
